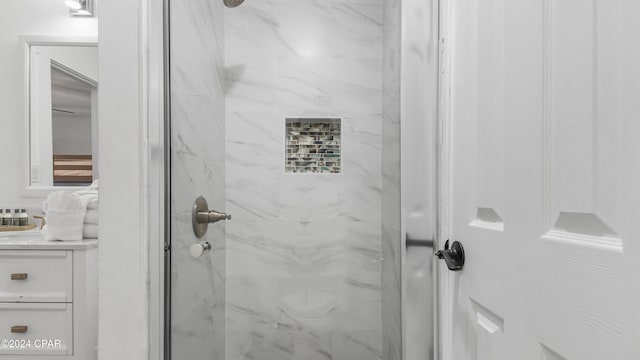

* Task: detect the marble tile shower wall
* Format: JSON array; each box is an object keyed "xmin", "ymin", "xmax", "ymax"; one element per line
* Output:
[
  {"xmin": 225, "ymin": 0, "xmax": 383, "ymax": 359},
  {"xmin": 381, "ymin": 0, "xmax": 402, "ymax": 359},
  {"xmin": 170, "ymin": 0, "xmax": 226, "ymax": 359}
]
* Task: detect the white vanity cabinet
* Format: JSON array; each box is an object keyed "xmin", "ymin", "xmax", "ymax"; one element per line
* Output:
[{"xmin": 0, "ymin": 239, "xmax": 97, "ymax": 359}]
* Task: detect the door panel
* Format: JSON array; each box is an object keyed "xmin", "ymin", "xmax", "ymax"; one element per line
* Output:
[
  {"xmin": 469, "ymin": 299, "xmax": 504, "ymax": 360},
  {"xmin": 447, "ymin": 0, "xmax": 638, "ymax": 359}
]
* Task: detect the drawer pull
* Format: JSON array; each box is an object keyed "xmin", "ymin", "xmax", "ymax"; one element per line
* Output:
[
  {"xmin": 10, "ymin": 273, "xmax": 28, "ymax": 280},
  {"xmin": 11, "ymin": 325, "xmax": 28, "ymax": 333}
]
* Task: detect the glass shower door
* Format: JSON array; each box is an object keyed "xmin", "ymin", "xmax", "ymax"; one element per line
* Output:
[
  {"xmin": 165, "ymin": 0, "xmax": 419, "ymax": 358},
  {"xmin": 167, "ymin": 0, "xmax": 227, "ymax": 358}
]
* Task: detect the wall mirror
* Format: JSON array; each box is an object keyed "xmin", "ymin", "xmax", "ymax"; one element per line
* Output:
[{"xmin": 22, "ymin": 35, "xmax": 98, "ymax": 195}]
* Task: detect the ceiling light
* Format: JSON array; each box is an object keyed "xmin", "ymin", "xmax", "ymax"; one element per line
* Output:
[
  {"xmin": 66, "ymin": 0, "xmax": 94, "ymax": 17},
  {"xmin": 65, "ymin": 0, "xmax": 82, "ymax": 10}
]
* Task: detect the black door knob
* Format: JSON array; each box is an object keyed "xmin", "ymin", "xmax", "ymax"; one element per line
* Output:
[{"xmin": 435, "ymin": 240, "xmax": 465, "ymax": 271}]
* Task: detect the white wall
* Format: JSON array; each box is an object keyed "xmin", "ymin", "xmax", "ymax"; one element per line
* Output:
[
  {"xmin": 0, "ymin": 0, "xmax": 97, "ymax": 208},
  {"xmin": 98, "ymin": 0, "xmax": 150, "ymax": 359},
  {"xmin": 0, "ymin": 1, "xmax": 151, "ymax": 359}
]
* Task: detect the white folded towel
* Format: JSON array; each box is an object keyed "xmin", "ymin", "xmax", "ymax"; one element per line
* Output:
[
  {"xmin": 43, "ymin": 191, "xmax": 87, "ymax": 241},
  {"xmin": 74, "ymin": 180, "xmax": 99, "ymax": 210},
  {"xmin": 83, "ymin": 224, "xmax": 99, "ymax": 239},
  {"xmin": 75, "ymin": 192, "xmax": 99, "ymax": 210},
  {"xmin": 84, "ymin": 209, "xmax": 99, "ymax": 225},
  {"xmin": 88, "ymin": 179, "xmax": 99, "ymax": 190},
  {"xmin": 87, "ymin": 198, "xmax": 99, "ymax": 210}
]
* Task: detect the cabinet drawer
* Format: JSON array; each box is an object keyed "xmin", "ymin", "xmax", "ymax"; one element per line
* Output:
[
  {"xmin": 0, "ymin": 303, "xmax": 73, "ymax": 356},
  {"xmin": 0, "ymin": 251, "xmax": 72, "ymax": 302}
]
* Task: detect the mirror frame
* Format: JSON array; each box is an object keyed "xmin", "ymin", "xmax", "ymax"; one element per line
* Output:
[{"xmin": 20, "ymin": 34, "xmax": 98, "ymax": 197}]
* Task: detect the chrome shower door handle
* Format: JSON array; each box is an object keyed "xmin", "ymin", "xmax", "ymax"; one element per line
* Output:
[
  {"xmin": 192, "ymin": 196, "xmax": 231, "ymax": 238},
  {"xmin": 195, "ymin": 210, "xmax": 231, "ymax": 225}
]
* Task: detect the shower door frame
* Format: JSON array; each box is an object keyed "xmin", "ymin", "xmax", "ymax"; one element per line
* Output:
[
  {"xmin": 435, "ymin": 0, "xmax": 453, "ymax": 358},
  {"xmin": 399, "ymin": 0, "xmax": 442, "ymax": 359},
  {"xmin": 145, "ymin": 0, "xmax": 169, "ymax": 358},
  {"xmin": 142, "ymin": 1, "xmax": 450, "ymax": 359}
]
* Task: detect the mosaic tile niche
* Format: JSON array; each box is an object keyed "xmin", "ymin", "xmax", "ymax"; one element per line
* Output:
[{"xmin": 285, "ymin": 118, "xmax": 341, "ymax": 174}]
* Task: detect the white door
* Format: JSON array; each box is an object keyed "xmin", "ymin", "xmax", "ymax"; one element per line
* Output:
[{"xmin": 442, "ymin": 0, "xmax": 640, "ymax": 359}]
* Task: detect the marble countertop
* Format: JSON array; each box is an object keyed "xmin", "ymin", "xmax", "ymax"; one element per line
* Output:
[{"xmin": 0, "ymin": 232, "xmax": 98, "ymax": 250}]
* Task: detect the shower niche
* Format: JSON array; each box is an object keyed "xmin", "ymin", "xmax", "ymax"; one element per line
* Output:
[{"xmin": 285, "ymin": 118, "xmax": 341, "ymax": 174}]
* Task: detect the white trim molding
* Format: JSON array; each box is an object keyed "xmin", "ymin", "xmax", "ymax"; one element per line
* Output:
[{"xmin": 437, "ymin": 0, "xmax": 453, "ymax": 359}]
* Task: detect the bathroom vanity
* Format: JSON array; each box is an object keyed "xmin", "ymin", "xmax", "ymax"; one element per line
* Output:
[{"xmin": 0, "ymin": 235, "xmax": 97, "ymax": 359}]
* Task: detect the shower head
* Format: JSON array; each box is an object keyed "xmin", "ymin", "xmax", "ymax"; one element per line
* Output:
[{"xmin": 223, "ymin": 0, "xmax": 244, "ymax": 8}]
